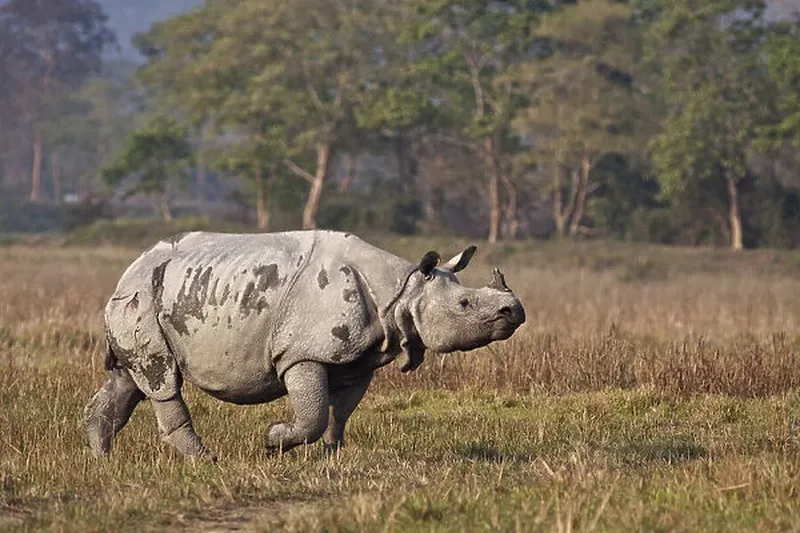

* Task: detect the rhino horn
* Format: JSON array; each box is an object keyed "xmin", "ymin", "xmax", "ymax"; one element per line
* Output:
[{"xmin": 487, "ymin": 267, "xmax": 511, "ymax": 292}]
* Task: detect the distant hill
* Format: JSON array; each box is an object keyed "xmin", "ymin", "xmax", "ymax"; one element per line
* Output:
[{"xmin": 99, "ymin": 0, "xmax": 202, "ymax": 60}]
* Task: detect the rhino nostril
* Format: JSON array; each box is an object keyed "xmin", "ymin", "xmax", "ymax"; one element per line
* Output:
[{"xmin": 497, "ymin": 305, "xmax": 524, "ymax": 325}]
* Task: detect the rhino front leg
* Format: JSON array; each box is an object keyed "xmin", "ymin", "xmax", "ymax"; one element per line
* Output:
[
  {"xmin": 265, "ymin": 361, "xmax": 329, "ymax": 456},
  {"xmin": 84, "ymin": 368, "xmax": 145, "ymax": 457},
  {"xmin": 323, "ymin": 372, "xmax": 373, "ymax": 456}
]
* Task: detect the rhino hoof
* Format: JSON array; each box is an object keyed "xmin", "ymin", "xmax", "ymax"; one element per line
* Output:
[
  {"xmin": 323, "ymin": 442, "xmax": 343, "ymax": 458},
  {"xmin": 188, "ymin": 450, "xmax": 218, "ymax": 464},
  {"xmin": 264, "ymin": 422, "xmax": 285, "ymax": 457}
]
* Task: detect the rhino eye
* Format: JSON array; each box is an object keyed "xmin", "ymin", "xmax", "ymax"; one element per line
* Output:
[{"xmin": 459, "ymin": 297, "xmax": 470, "ymax": 309}]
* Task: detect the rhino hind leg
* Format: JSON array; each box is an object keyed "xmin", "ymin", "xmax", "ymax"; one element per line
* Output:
[
  {"xmin": 84, "ymin": 368, "xmax": 145, "ymax": 457},
  {"xmin": 104, "ymin": 290, "xmax": 216, "ymax": 461},
  {"xmin": 323, "ymin": 373, "xmax": 373, "ymax": 456},
  {"xmin": 150, "ymin": 395, "xmax": 217, "ymax": 462},
  {"xmin": 265, "ymin": 361, "xmax": 329, "ymax": 456},
  {"xmin": 122, "ymin": 343, "xmax": 217, "ymax": 461}
]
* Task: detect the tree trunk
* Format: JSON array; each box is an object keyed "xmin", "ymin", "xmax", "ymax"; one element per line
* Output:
[
  {"xmin": 158, "ymin": 194, "xmax": 173, "ymax": 221},
  {"xmin": 569, "ymin": 150, "xmax": 591, "ymax": 236},
  {"xmin": 500, "ymin": 171, "xmax": 518, "ymax": 239},
  {"xmin": 553, "ymin": 163, "xmax": 580, "ymax": 239},
  {"xmin": 302, "ymin": 143, "xmax": 333, "ymax": 230},
  {"xmin": 726, "ymin": 174, "xmax": 743, "ymax": 251},
  {"xmin": 553, "ymin": 164, "xmax": 567, "ymax": 239},
  {"xmin": 255, "ymin": 163, "xmax": 270, "ymax": 230},
  {"xmin": 51, "ymin": 151, "xmax": 61, "ymax": 204},
  {"xmin": 196, "ymin": 143, "xmax": 206, "ymax": 202},
  {"xmin": 30, "ymin": 132, "xmax": 43, "ymax": 202},
  {"xmin": 339, "ymin": 153, "xmax": 357, "ymax": 193},
  {"xmin": 396, "ymin": 135, "xmax": 412, "ymax": 195},
  {"xmin": 484, "ymin": 133, "xmax": 502, "ymax": 244}
]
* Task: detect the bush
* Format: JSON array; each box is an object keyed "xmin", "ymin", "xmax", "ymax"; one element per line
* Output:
[{"xmin": 63, "ymin": 216, "xmax": 254, "ymax": 248}]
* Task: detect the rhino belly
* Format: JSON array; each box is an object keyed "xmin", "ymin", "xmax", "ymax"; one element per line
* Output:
[{"xmin": 162, "ymin": 314, "xmax": 286, "ymax": 405}]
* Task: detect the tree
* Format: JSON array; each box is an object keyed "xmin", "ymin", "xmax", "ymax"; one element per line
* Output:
[
  {"xmin": 511, "ymin": 0, "xmax": 640, "ymax": 239},
  {"xmin": 37, "ymin": 62, "xmax": 141, "ymax": 202},
  {"xmin": 0, "ymin": 0, "xmax": 116, "ymax": 201},
  {"xmin": 645, "ymin": 0, "xmax": 771, "ymax": 250},
  {"xmin": 136, "ymin": 0, "xmax": 397, "ymax": 230},
  {"xmin": 101, "ymin": 116, "xmax": 192, "ymax": 220},
  {"xmin": 761, "ymin": 19, "xmax": 800, "ymax": 160},
  {"xmin": 399, "ymin": 0, "xmax": 548, "ymax": 242}
]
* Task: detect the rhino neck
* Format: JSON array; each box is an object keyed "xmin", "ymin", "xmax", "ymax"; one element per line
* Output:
[{"xmin": 350, "ymin": 260, "xmax": 420, "ymax": 356}]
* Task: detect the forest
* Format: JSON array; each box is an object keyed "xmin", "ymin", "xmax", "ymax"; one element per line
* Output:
[{"xmin": 1, "ymin": 0, "xmax": 799, "ymax": 249}]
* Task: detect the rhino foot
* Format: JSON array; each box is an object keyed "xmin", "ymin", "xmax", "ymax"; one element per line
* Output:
[{"xmin": 323, "ymin": 442, "xmax": 343, "ymax": 458}]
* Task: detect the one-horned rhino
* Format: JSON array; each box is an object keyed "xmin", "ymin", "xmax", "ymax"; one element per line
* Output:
[{"xmin": 84, "ymin": 230, "xmax": 526, "ymax": 460}]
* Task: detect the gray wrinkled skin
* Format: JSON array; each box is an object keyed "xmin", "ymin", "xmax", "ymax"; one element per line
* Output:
[{"xmin": 84, "ymin": 230, "xmax": 526, "ymax": 461}]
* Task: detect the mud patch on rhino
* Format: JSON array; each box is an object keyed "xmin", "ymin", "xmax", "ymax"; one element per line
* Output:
[
  {"xmin": 151, "ymin": 259, "xmax": 172, "ymax": 313},
  {"xmin": 317, "ymin": 268, "xmax": 329, "ymax": 290},
  {"xmin": 331, "ymin": 325, "xmax": 350, "ymax": 343},
  {"xmin": 339, "ymin": 265, "xmax": 352, "ymax": 277},
  {"xmin": 254, "ymin": 264, "xmax": 280, "ymax": 290},
  {"xmin": 170, "ymin": 266, "xmax": 213, "ymax": 335},
  {"xmin": 208, "ymin": 278, "xmax": 219, "ymax": 305},
  {"xmin": 219, "ymin": 283, "xmax": 231, "ymax": 305},
  {"xmin": 140, "ymin": 352, "xmax": 170, "ymax": 390},
  {"xmin": 240, "ymin": 282, "xmax": 269, "ymax": 315},
  {"xmin": 342, "ymin": 288, "xmax": 358, "ymax": 303}
]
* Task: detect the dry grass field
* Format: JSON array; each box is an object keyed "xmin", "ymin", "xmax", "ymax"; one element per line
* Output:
[{"xmin": 2, "ymin": 232, "xmax": 800, "ymax": 532}]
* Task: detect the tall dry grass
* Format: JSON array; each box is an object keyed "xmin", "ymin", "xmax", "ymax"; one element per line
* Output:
[
  {"xmin": 2, "ymin": 239, "xmax": 800, "ymax": 531},
  {"xmin": 1, "ymin": 241, "xmax": 800, "ymax": 396}
]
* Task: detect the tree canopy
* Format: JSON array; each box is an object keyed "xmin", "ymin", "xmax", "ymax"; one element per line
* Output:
[{"xmin": 2, "ymin": 0, "xmax": 800, "ymax": 250}]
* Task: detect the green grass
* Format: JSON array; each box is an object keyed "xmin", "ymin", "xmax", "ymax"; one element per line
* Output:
[
  {"xmin": 2, "ymin": 236, "xmax": 800, "ymax": 531},
  {"xmin": 2, "ymin": 367, "xmax": 800, "ymax": 531}
]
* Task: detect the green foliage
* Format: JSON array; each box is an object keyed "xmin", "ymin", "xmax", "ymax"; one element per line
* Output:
[
  {"xmin": 5, "ymin": 0, "xmax": 800, "ymax": 248},
  {"xmin": 63, "ymin": 215, "xmax": 252, "ymax": 247},
  {"xmin": 101, "ymin": 116, "xmax": 193, "ymax": 198},
  {"xmin": 319, "ymin": 193, "xmax": 424, "ymax": 235},
  {"xmin": 761, "ymin": 21, "xmax": 800, "ymax": 158},
  {"xmin": 512, "ymin": 0, "xmax": 641, "ymax": 164},
  {"xmin": 401, "ymin": 0, "xmax": 547, "ymax": 140},
  {"xmin": 643, "ymin": 0, "xmax": 774, "ymax": 248}
]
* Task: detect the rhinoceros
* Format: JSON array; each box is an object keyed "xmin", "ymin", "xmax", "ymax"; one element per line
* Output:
[{"xmin": 84, "ymin": 230, "xmax": 526, "ymax": 461}]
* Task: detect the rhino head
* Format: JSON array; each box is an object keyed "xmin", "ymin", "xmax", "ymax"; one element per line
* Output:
[{"xmin": 390, "ymin": 245, "xmax": 526, "ymax": 372}]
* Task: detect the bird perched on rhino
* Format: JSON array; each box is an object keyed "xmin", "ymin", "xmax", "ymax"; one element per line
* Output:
[{"xmin": 84, "ymin": 230, "xmax": 526, "ymax": 461}]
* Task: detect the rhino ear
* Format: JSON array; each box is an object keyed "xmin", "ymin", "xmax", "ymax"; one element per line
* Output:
[
  {"xmin": 441, "ymin": 245, "xmax": 477, "ymax": 273},
  {"xmin": 418, "ymin": 251, "xmax": 440, "ymax": 279}
]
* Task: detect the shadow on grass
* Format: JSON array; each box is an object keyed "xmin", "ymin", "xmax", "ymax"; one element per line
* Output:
[
  {"xmin": 454, "ymin": 440, "xmax": 534, "ymax": 463},
  {"xmin": 616, "ymin": 436, "xmax": 707, "ymax": 467}
]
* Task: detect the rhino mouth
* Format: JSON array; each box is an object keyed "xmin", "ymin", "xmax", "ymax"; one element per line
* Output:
[{"xmin": 491, "ymin": 323, "xmax": 520, "ymax": 341}]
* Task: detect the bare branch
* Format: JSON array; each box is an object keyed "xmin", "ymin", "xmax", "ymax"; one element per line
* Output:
[
  {"xmin": 465, "ymin": 54, "xmax": 485, "ymax": 120},
  {"xmin": 283, "ymin": 158, "xmax": 315, "ymax": 183}
]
